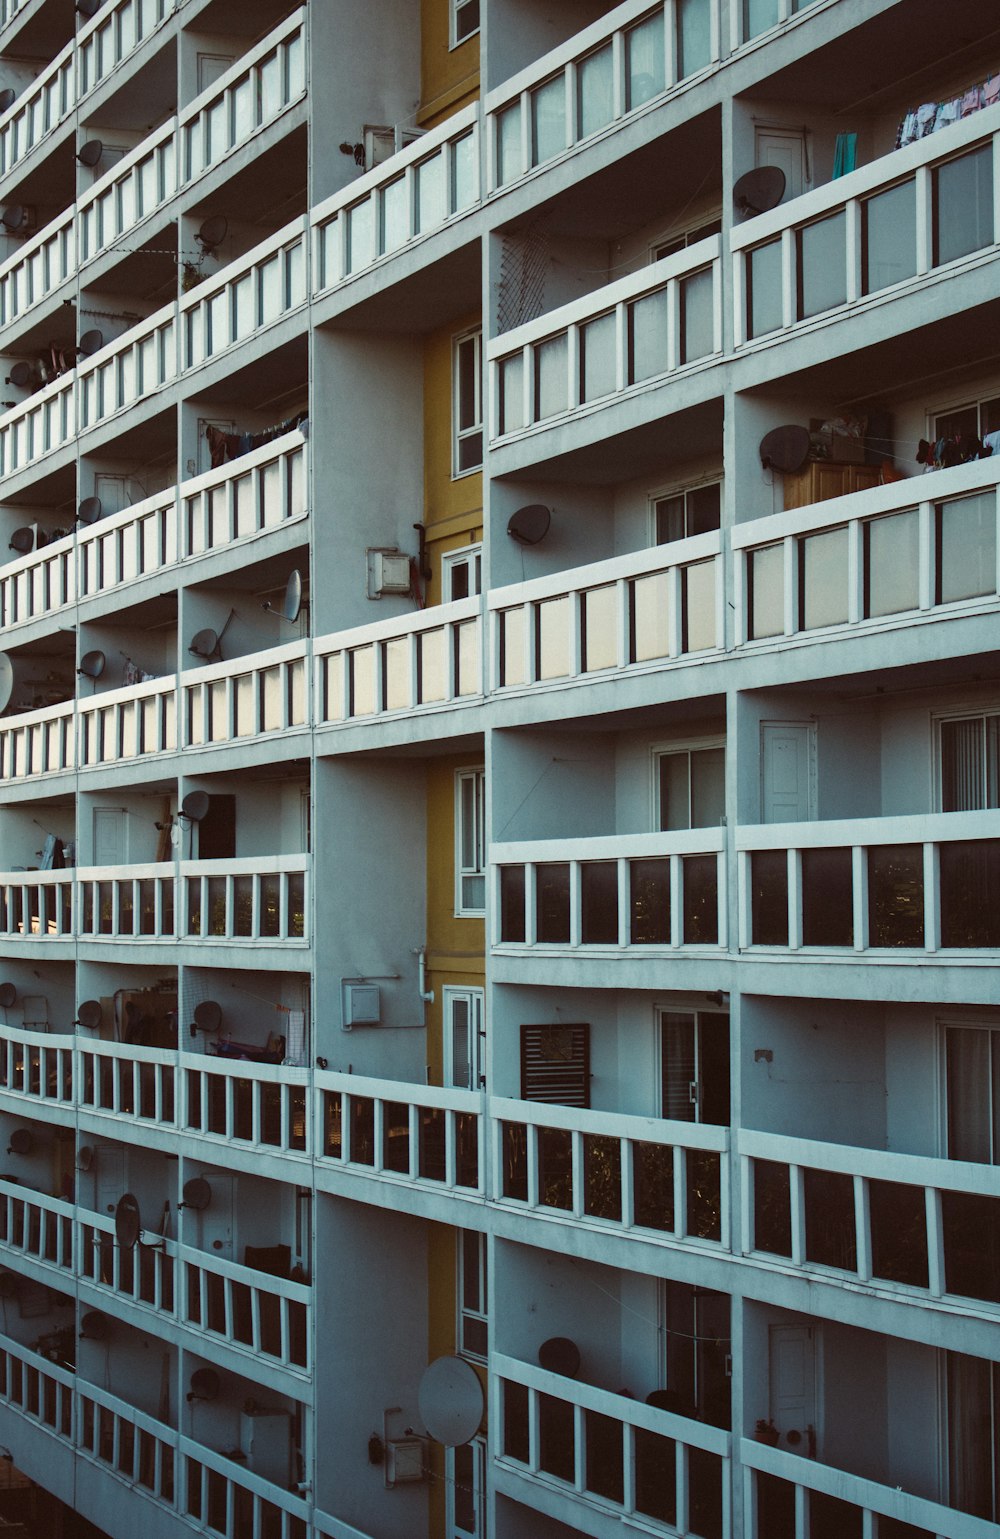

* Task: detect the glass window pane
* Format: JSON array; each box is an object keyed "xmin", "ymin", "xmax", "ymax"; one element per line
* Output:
[
  {"xmin": 500, "ymin": 608, "xmax": 527, "ymax": 686},
  {"xmin": 536, "ymin": 595, "xmax": 570, "ymax": 679},
  {"xmin": 630, "ymin": 858, "xmax": 670, "ymax": 943},
  {"xmin": 418, "ymin": 627, "xmax": 447, "ymax": 703},
  {"xmin": 680, "ymin": 268, "xmax": 714, "ymax": 362},
  {"xmin": 631, "ymin": 571, "xmax": 671, "ymax": 661},
  {"xmin": 500, "ymin": 353, "xmax": 525, "ymax": 434},
  {"xmin": 380, "ymin": 176, "xmax": 407, "ymax": 253},
  {"xmin": 346, "ymin": 200, "xmax": 373, "ymax": 274},
  {"xmin": 656, "ymin": 495, "xmax": 686, "ymax": 544},
  {"xmin": 577, "ymin": 45, "xmax": 613, "ymax": 139},
  {"xmin": 536, "ymin": 864, "xmax": 570, "ymax": 942},
  {"xmin": 689, "ymin": 482, "xmax": 721, "ymax": 535},
  {"xmin": 868, "ymin": 845, "xmax": 924, "ymax": 947},
  {"xmin": 383, "ymin": 637, "xmax": 410, "ymax": 711},
  {"xmin": 500, "ymin": 867, "xmax": 526, "ymax": 941},
  {"xmin": 580, "ymin": 311, "xmax": 616, "ymax": 402},
  {"xmin": 497, "ymin": 104, "xmax": 522, "ymax": 186},
  {"xmin": 750, "ymin": 543, "xmax": 784, "ymax": 638},
  {"xmin": 415, "ymin": 154, "xmax": 445, "ymax": 233},
  {"xmin": 350, "ymin": 646, "xmax": 375, "ymax": 716},
  {"xmin": 748, "ymin": 240, "xmax": 783, "ymax": 338},
  {"xmin": 866, "ymin": 509, "xmax": 919, "ymax": 617},
  {"xmin": 678, "ymin": 0, "xmax": 711, "ymax": 76},
  {"xmin": 452, "ymin": 131, "xmax": 475, "ymax": 211},
  {"xmin": 683, "ymin": 560, "xmax": 715, "ymax": 651},
  {"xmin": 683, "ymin": 856, "xmax": 718, "ymax": 943},
  {"xmin": 935, "ymin": 145, "xmax": 993, "ymax": 266},
  {"xmin": 691, "ymin": 747, "xmax": 725, "ymax": 827},
  {"xmin": 531, "ymin": 76, "xmax": 565, "ymax": 166},
  {"xmin": 744, "ymin": 0, "xmax": 779, "ymax": 38},
  {"xmin": 800, "ymin": 526, "xmax": 848, "ymax": 629},
  {"xmin": 629, "ymin": 289, "xmax": 669, "ymax": 382},
  {"xmin": 626, "ymin": 12, "xmax": 665, "ymax": 111},
  {"xmin": 798, "ymin": 211, "xmax": 846, "ymax": 319},
  {"xmin": 864, "ymin": 179, "xmax": 916, "ymax": 293},
  {"xmin": 940, "ymin": 840, "xmax": 1000, "ymax": 948},
  {"xmin": 660, "ymin": 753, "xmax": 691, "ymax": 831},
  {"xmin": 582, "ymin": 584, "xmax": 616, "ymax": 671},
  {"xmin": 535, "ymin": 333, "xmax": 568, "ymax": 419},
  {"xmin": 581, "ymin": 863, "xmax": 618, "ymax": 944},
  {"xmin": 937, "ymin": 493, "xmax": 995, "ymax": 603}
]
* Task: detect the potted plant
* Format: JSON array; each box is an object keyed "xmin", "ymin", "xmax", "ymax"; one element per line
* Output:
[{"xmin": 754, "ymin": 1417, "xmax": 781, "ymax": 1446}]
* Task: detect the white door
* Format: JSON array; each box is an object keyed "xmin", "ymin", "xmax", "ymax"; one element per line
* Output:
[
  {"xmin": 761, "ymin": 722, "xmax": 815, "ymax": 823},
  {"xmin": 755, "ymin": 128, "xmax": 807, "ymax": 202},
  {"xmin": 198, "ymin": 1173, "xmax": 235, "ymax": 1259},
  {"xmin": 95, "ymin": 473, "xmax": 129, "ymax": 516},
  {"xmin": 93, "ymin": 808, "xmax": 127, "ymax": 866},
  {"xmin": 445, "ymin": 988, "xmax": 485, "ymax": 1090},
  {"xmin": 95, "ymin": 1147, "xmax": 124, "ymax": 1218},
  {"xmin": 769, "ymin": 1324, "xmax": 818, "ymax": 1456}
]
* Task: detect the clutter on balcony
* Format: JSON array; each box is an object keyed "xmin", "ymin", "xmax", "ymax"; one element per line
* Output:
[
  {"xmin": 896, "ymin": 72, "xmax": 1000, "ymax": 148},
  {"xmin": 205, "ymin": 412, "xmax": 308, "ymax": 470},
  {"xmin": 210, "ymin": 1033, "xmax": 285, "ymax": 1064},
  {"xmin": 781, "ymin": 414, "xmax": 890, "ymax": 510},
  {"xmin": 916, "ymin": 430, "xmax": 999, "ymax": 470}
]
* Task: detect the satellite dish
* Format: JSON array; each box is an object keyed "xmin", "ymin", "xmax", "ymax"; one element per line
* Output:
[
  {"xmin": 8, "ymin": 527, "xmax": 33, "ymax": 554},
  {"xmin": 507, "ymin": 504, "xmax": 551, "ymax": 546},
  {"xmin": 75, "ymin": 1000, "xmax": 102, "ymax": 1029},
  {"xmin": 197, "ymin": 216, "xmax": 228, "ymax": 251},
  {"xmin": 115, "ymin": 1193, "xmax": 141, "ymax": 1251},
  {"xmin": 0, "ymin": 983, "xmax": 16, "ymax": 1009},
  {"xmin": 78, "ymin": 329, "xmax": 104, "ymax": 356},
  {"xmin": 264, "ymin": 570, "xmax": 303, "ymax": 623},
  {"xmin": 180, "ymin": 790, "xmax": 209, "ymax": 822},
  {"xmin": 8, "ymin": 361, "xmax": 35, "ymax": 388},
  {"xmin": 193, "ymin": 1000, "xmax": 221, "ymax": 1034},
  {"xmin": 418, "ymin": 1355, "xmax": 484, "ymax": 1447},
  {"xmin": 538, "ymin": 1337, "xmax": 581, "ymax": 1377},
  {"xmin": 0, "ymin": 90, "xmax": 16, "ymax": 114},
  {"xmin": 77, "ymin": 1144, "xmax": 94, "ymax": 1172},
  {"xmin": 77, "ymin": 496, "xmax": 102, "ymax": 525},
  {"xmin": 76, "ymin": 0, "xmax": 101, "ymax": 15},
  {"xmin": 77, "ymin": 139, "xmax": 103, "ymax": 168},
  {"xmin": 6, "ymin": 1129, "xmax": 32, "ymax": 1156},
  {"xmin": 180, "ymin": 1177, "xmax": 211, "ymax": 1211},
  {"xmin": 759, "ymin": 424, "xmax": 811, "ymax": 474},
  {"xmin": 0, "ymin": 1272, "xmax": 18, "ymax": 1298},
  {"xmin": 734, "ymin": 165, "xmax": 786, "ymax": 219},
  {"xmin": 0, "ymin": 655, "xmax": 14, "ymax": 713},
  {"xmin": 2, "ymin": 205, "xmax": 29, "ymax": 234},
  {"xmin": 80, "ymin": 1310, "xmax": 109, "ymax": 1339},
  {"xmin": 188, "ymin": 628, "xmax": 219, "ymax": 661},
  {"xmin": 188, "ymin": 1367, "xmax": 220, "ymax": 1402},
  {"xmin": 77, "ymin": 650, "xmax": 106, "ymax": 681}
]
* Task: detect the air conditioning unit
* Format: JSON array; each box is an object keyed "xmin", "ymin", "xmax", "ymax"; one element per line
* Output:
[
  {"xmin": 367, "ymin": 547, "xmax": 411, "ymax": 599},
  {"xmin": 342, "ymin": 983, "xmax": 380, "ymax": 1029},
  {"xmin": 364, "ymin": 124, "xmax": 426, "ymax": 169}
]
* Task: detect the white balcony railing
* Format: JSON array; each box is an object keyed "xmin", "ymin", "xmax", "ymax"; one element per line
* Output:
[
  {"xmin": 185, "ymin": 1056, "xmax": 310, "ymax": 1158},
  {"xmin": 77, "ymin": 486, "xmax": 176, "ymax": 598},
  {"xmin": 495, "ymin": 1353, "xmax": 731, "ymax": 1536},
  {"xmin": 0, "ymin": 869, "xmax": 74, "ymax": 938},
  {"xmin": 79, "ymin": 1037, "xmax": 176, "ymax": 1126},
  {"xmin": 0, "ymin": 38, "xmax": 74, "ymax": 180},
  {"xmin": 180, "ymin": 428, "xmax": 306, "ymax": 557},
  {"xmin": 180, "ymin": 7, "xmax": 305, "ymax": 184},
  {"xmin": 493, "ymin": 830, "xmax": 727, "ymax": 952},
  {"xmin": 0, "ymin": 531, "xmax": 73, "ymax": 626},
  {"xmin": 737, "ymin": 809, "xmax": 1000, "ymax": 956},
  {"xmin": 733, "ymin": 456, "xmax": 1000, "ymax": 649},
  {"xmin": 182, "ymin": 641, "xmax": 308, "ymax": 750},
  {"xmin": 0, "ymin": 1176, "xmax": 75, "ymax": 1276},
  {"xmin": 742, "ymin": 1437, "xmax": 1000, "ymax": 1539},
  {"xmin": 182, "ymin": 219, "xmax": 307, "ymax": 369},
  {"xmin": 0, "ymin": 206, "xmax": 74, "ymax": 331},
  {"xmin": 78, "ymin": 0, "xmax": 176, "ymax": 96},
  {"xmin": 489, "ymin": 236, "xmax": 722, "ymax": 443},
  {"xmin": 493, "ymin": 1096, "xmax": 729, "ymax": 1246},
  {"xmin": 0, "ymin": 700, "xmax": 74, "ymax": 780},
  {"xmin": 316, "ymin": 596, "xmax": 481, "ymax": 725},
  {"xmin": 0, "ymin": 369, "xmax": 73, "ymax": 480},
  {"xmin": 71, "ymin": 856, "xmax": 308, "ymax": 944},
  {"xmin": 79, "ymin": 676, "xmax": 177, "ymax": 769},
  {"xmin": 78, "ymin": 304, "xmax": 175, "ymax": 431},
  {"xmin": 732, "ymin": 103, "xmax": 1000, "ymax": 348},
  {"xmin": 486, "ymin": 0, "xmax": 720, "ymax": 192},
  {"xmin": 490, "ymin": 532, "xmax": 722, "ymax": 692},
  {"xmin": 312, "ymin": 103, "xmax": 479, "ymax": 293},
  {"xmin": 77, "ymin": 117, "xmax": 177, "ymax": 267},
  {"xmin": 0, "ymin": 1024, "xmax": 74, "ymax": 1110},
  {"xmin": 316, "ymin": 1070, "xmax": 484, "ymax": 1194}
]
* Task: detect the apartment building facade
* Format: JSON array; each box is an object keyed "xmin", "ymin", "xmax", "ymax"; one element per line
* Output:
[{"xmin": 0, "ymin": 0, "xmax": 997, "ymax": 1537}]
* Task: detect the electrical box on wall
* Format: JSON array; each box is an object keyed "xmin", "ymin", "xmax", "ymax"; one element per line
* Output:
[
  {"xmin": 342, "ymin": 982, "xmax": 380, "ymax": 1029},
  {"xmin": 385, "ymin": 1436, "xmax": 427, "ymax": 1487},
  {"xmin": 367, "ymin": 548, "xmax": 411, "ymax": 598}
]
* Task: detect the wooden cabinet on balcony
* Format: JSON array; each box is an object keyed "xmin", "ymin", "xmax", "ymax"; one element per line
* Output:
[{"xmin": 783, "ymin": 460, "xmax": 882, "ymax": 510}]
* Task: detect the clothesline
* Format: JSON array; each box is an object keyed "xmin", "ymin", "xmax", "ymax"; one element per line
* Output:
[
  {"xmin": 205, "ymin": 411, "xmax": 308, "ymax": 470},
  {"xmin": 896, "ymin": 72, "xmax": 1000, "ymax": 149}
]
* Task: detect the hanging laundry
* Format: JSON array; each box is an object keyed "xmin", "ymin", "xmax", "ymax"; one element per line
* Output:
[{"xmin": 897, "ymin": 71, "xmax": 1000, "ymax": 149}]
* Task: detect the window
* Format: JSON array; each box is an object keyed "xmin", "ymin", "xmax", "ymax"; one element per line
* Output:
[
  {"xmin": 453, "ymin": 330, "xmax": 482, "ymax": 474},
  {"xmin": 659, "ymin": 1008, "xmax": 730, "ymax": 1125},
  {"xmin": 455, "ymin": 768, "xmax": 485, "ymax": 914},
  {"xmin": 443, "ymin": 543, "xmax": 482, "ymax": 601},
  {"xmin": 652, "ymin": 219, "xmax": 721, "ymax": 262},
  {"xmin": 933, "ymin": 392, "xmax": 1000, "ymax": 444},
  {"xmin": 659, "ymin": 1280, "xmax": 731, "ymax": 1429},
  {"xmin": 933, "ymin": 144, "xmax": 993, "ymax": 267},
  {"xmin": 652, "ymin": 482, "xmax": 721, "ymax": 544},
  {"xmin": 939, "ymin": 712, "xmax": 1000, "ymax": 811},
  {"xmin": 446, "ymin": 1436, "xmax": 486, "ymax": 1537},
  {"xmin": 655, "ymin": 743, "xmax": 725, "ymax": 830},
  {"xmin": 946, "ymin": 1351, "xmax": 1000, "ymax": 1520},
  {"xmin": 444, "ymin": 987, "xmax": 484, "ymax": 1090},
  {"xmin": 944, "ymin": 1023, "xmax": 1000, "ymax": 1164},
  {"xmin": 457, "ymin": 1230, "xmax": 487, "ymax": 1359},
  {"xmin": 451, "ymin": 0, "xmax": 480, "ymax": 47}
]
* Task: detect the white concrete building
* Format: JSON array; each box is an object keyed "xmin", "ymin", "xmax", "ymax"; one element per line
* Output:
[{"xmin": 0, "ymin": 0, "xmax": 997, "ymax": 1536}]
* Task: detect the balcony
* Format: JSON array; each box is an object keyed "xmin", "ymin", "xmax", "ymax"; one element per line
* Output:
[
  {"xmin": 183, "ymin": 641, "xmax": 308, "ymax": 752},
  {"xmin": 0, "ymin": 1022, "xmax": 73, "ymax": 1112},
  {"xmin": 0, "ymin": 869, "xmax": 73, "ymax": 939},
  {"xmin": 737, "ymin": 810, "xmax": 1000, "ymax": 958},
  {"xmin": 182, "ymin": 219, "xmax": 308, "ymax": 371},
  {"xmin": 73, "ymin": 856, "xmax": 309, "ymax": 945},
  {"xmin": 0, "ymin": 367, "xmax": 73, "ymax": 483},
  {"xmin": 315, "ymin": 596, "xmax": 481, "ymax": 729},
  {"xmin": 485, "ymin": 0, "xmax": 719, "ymax": 195},
  {"xmin": 489, "ymin": 532, "xmax": 722, "ymax": 694},
  {"xmin": 77, "ymin": 303, "xmax": 175, "ymax": 433},
  {"xmin": 0, "ymin": 36, "xmax": 74, "ymax": 183},
  {"xmin": 0, "ymin": 205, "xmax": 74, "ymax": 335},
  {"xmin": 732, "ymin": 103, "xmax": 1000, "ymax": 350},
  {"xmin": 489, "ymin": 236, "xmax": 722, "ymax": 446},
  {"xmin": 0, "ymin": 700, "xmax": 74, "ymax": 779},
  {"xmin": 79, "ymin": 676, "xmax": 177, "ymax": 769},
  {"xmin": 312, "ymin": 102, "xmax": 479, "ymax": 295},
  {"xmin": 733, "ymin": 456, "xmax": 1000, "ymax": 652},
  {"xmin": 493, "ymin": 831, "xmax": 727, "ymax": 954},
  {"xmin": 316, "ymin": 1071, "xmax": 483, "ymax": 1197},
  {"xmin": 76, "ymin": 117, "xmax": 177, "ymax": 270},
  {"xmin": 741, "ymin": 1127, "xmax": 1000, "ymax": 1316},
  {"xmin": 493, "ymin": 1096, "xmax": 729, "ymax": 1249},
  {"xmin": 77, "ymin": 0, "xmax": 176, "ymax": 98},
  {"xmin": 494, "ymin": 1352, "xmax": 730, "ymax": 1539},
  {"xmin": 743, "ymin": 1437, "xmax": 999, "ymax": 1539}
]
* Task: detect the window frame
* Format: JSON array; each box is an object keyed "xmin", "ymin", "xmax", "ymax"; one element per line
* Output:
[
  {"xmin": 935, "ymin": 707, "xmax": 1000, "ymax": 812},
  {"xmin": 450, "ymin": 0, "xmax": 480, "ymax": 49},
  {"xmin": 649, "ymin": 478, "xmax": 723, "ymax": 545},
  {"xmin": 454, "ymin": 767, "xmax": 486, "ymax": 916},
  {"xmin": 650, "ymin": 216, "xmax": 722, "ymax": 264},
  {"xmin": 442, "ymin": 542, "xmax": 482, "ymax": 602},
  {"xmin": 651, "ymin": 736, "xmax": 726, "ymax": 831},
  {"xmin": 452, "ymin": 328, "xmax": 483, "ymax": 477},
  {"xmin": 456, "ymin": 1228, "xmax": 488, "ymax": 1363},
  {"xmin": 443, "ymin": 984, "xmax": 485, "ymax": 1090},
  {"xmin": 939, "ymin": 1017, "xmax": 1000, "ymax": 1163},
  {"xmin": 445, "ymin": 1435, "xmax": 486, "ymax": 1537},
  {"xmin": 656, "ymin": 1005, "xmax": 731, "ymax": 1126}
]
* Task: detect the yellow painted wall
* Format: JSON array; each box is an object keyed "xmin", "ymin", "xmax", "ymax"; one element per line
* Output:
[
  {"xmin": 427, "ymin": 1223, "xmax": 458, "ymax": 1535},
  {"xmin": 420, "ymin": 0, "xmax": 480, "ymax": 128},
  {"xmin": 425, "ymin": 753, "xmax": 485, "ymax": 1086},
  {"xmin": 423, "ymin": 316, "xmax": 483, "ymax": 609}
]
